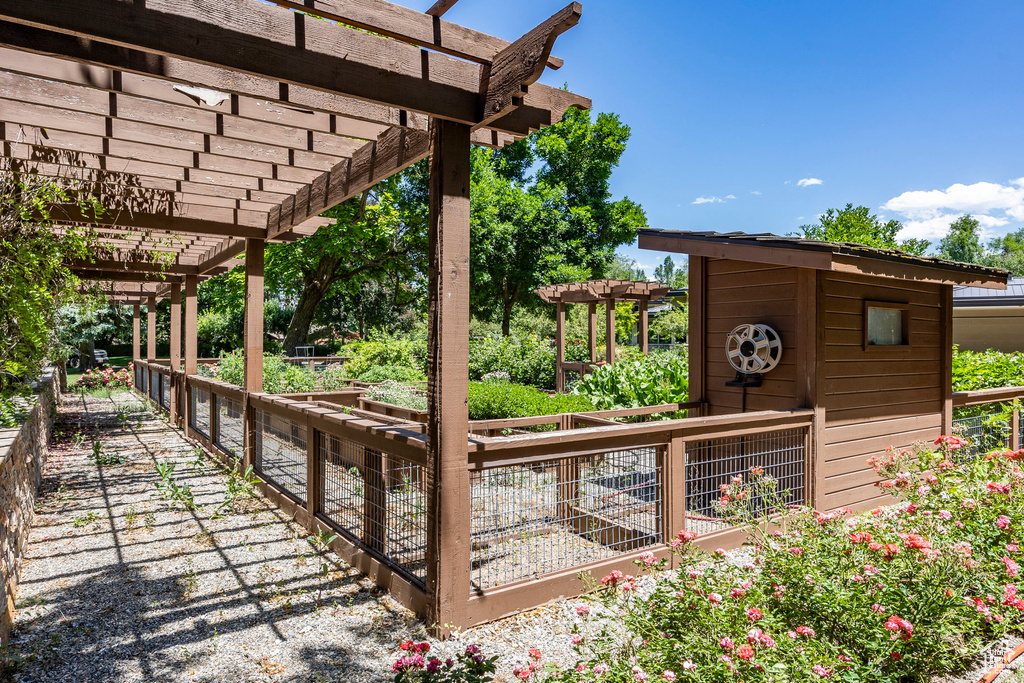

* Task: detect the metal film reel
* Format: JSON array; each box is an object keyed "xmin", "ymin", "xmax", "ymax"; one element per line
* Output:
[{"xmin": 725, "ymin": 324, "xmax": 782, "ymax": 374}]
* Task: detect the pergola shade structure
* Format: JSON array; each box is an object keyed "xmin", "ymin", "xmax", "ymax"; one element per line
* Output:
[
  {"xmin": 1, "ymin": 0, "xmax": 589, "ymax": 632},
  {"xmin": 536, "ymin": 279, "xmax": 671, "ymax": 391}
]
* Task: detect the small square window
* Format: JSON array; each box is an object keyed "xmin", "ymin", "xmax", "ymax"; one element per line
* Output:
[{"xmin": 864, "ymin": 302, "xmax": 909, "ymax": 348}]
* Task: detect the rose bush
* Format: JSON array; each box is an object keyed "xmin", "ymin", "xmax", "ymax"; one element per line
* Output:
[
  {"xmin": 77, "ymin": 364, "xmax": 133, "ymax": 391},
  {"xmin": 497, "ymin": 436, "xmax": 1024, "ymax": 682}
]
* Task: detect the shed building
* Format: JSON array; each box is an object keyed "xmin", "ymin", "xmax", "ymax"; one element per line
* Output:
[
  {"xmin": 953, "ymin": 276, "xmax": 1024, "ymax": 353},
  {"xmin": 639, "ymin": 229, "xmax": 1010, "ymax": 513}
]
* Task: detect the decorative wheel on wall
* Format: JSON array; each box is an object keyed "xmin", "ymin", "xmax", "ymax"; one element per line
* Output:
[{"xmin": 725, "ymin": 324, "xmax": 782, "ymax": 375}]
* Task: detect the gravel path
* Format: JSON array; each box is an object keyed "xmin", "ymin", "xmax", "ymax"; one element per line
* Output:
[{"xmin": 7, "ymin": 392, "xmax": 580, "ymax": 683}]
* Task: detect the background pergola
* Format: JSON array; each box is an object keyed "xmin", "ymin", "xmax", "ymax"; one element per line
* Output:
[
  {"xmin": 536, "ymin": 279, "xmax": 671, "ymax": 391},
  {"xmin": 0, "ymin": 0, "xmax": 587, "ymax": 630}
]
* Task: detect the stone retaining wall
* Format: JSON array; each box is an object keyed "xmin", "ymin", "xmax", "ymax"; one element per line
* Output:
[{"xmin": 0, "ymin": 367, "xmax": 62, "ymax": 650}]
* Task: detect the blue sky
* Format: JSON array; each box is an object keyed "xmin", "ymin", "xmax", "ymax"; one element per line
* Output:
[{"xmin": 408, "ymin": 1, "xmax": 1024, "ymax": 275}]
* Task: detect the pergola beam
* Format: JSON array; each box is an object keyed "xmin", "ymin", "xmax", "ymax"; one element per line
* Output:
[
  {"xmin": 425, "ymin": 0, "xmax": 459, "ymax": 18},
  {"xmin": 45, "ymin": 205, "xmax": 268, "ymax": 239}
]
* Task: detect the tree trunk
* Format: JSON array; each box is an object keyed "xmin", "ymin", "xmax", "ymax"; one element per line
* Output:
[
  {"xmin": 283, "ymin": 284, "xmax": 328, "ymax": 354},
  {"xmin": 500, "ymin": 286, "xmax": 519, "ymax": 336}
]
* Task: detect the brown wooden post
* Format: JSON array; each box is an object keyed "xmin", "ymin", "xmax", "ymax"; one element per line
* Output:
[
  {"xmin": 424, "ymin": 118, "xmax": 471, "ymax": 636},
  {"xmin": 132, "ymin": 304, "xmax": 140, "ymax": 362},
  {"xmin": 605, "ymin": 299, "xmax": 616, "ymax": 363},
  {"xmin": 1012, "ymin": 409, "xmax": 1021, "ymax": 451},
  {"xmin": 638, "ymin": 299, "xmax": 649, "ymax": 354},
  {"xmin": 940, "ymin": 284, "xmax": 954, "ymax": 437},
  {"xmin": 689, "ymin": 257, "xmax": 705, "ymax": 411},
  {"xmin": 665, "ymin": 434, "xmax": 686, "ymax": 566},
  {"xmin": 183, "ymin": 275, "xmax": 198, "ymax": 432},
  {"xmin": 168, "ymin": 283, "xmax": 182, "ymax": 422},
  {"xmin": 796, "ymin": 268, "xmax": 821, "ymax": 507},
  {"xmin": 146, "ymin": 295, "xmax": 156, "ymax": 362},
  {"xmin": 587, "ymin": 303, "xmax": 597, "ymax": 363},
  {"xmin": 242, "ymin": 239, "xmax": 265, "ymax": 471},
  {"xmin": 555, "ymin": 302, "xmax": 566, "ymax": 393},
  {"xmin": 306, "ymin": 414, "xmax": 320, "ymax": 518}
]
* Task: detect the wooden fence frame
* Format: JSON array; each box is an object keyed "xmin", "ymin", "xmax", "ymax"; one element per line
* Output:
[
  {"xmin": 132, "ymin": 360, "xmax": 817, "ymax": 628},
  {"xmin": 953, "ymin": 386, "xmax": 1024, "ymax": 450}
]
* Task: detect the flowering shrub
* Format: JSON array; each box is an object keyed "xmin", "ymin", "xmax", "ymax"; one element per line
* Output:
[
  {"xmin": 77, "ymin": 364, "xmax": 133, "ymax": 391},
  {"xmin": 392, "ymin": 642, "xmax": 496, "ymax": 683},
  {"xmin": 518, "ymin": 436, "xmax": 1024, "ymax": 682}
]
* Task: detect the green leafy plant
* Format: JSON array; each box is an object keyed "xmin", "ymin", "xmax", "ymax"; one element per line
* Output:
[
  {"xmin": 342, "ymin": 333, "xmax": 425, "ymax": 379},
  {"xmin": 153, "ymin": 461, "xmax": 196, "ymax": 511},
  {"xmin": 87, "ymin": 440, "xmax": 124, "ymax": 467},
  {"xmin": 220, "ymin": 460, "xmax": 259, "ymax": 513},
  {"xmin": 467, "ymin": 381, "xmax": 593, "ymax": 422},
  {"xmin": 467, "ymin": 335, "xmax": 556, "ymax": 389},
  {"xmin": 306, "ymin": 528, "xmax": 340, "ymax": 608},
  {"xmin": 574, "ymin": 349, "xmax": 688, "ymax": 412},
  {"xmin": 365, "ymin": 381, "xmax": 427, "ymax": 411}
]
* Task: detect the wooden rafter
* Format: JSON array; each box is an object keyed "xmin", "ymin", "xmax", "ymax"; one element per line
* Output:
[{"xmin": 425, "ymin": 0, "xmax": 459, "ymax": 18}]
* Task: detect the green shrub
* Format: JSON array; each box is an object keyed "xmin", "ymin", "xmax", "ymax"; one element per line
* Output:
[
  {"xmin": 467, "ymin": 381, "xmax": 593, "ymax": 421},
  {"xmin": 342, "ymin": 333, "xmax": 425, "ymax": 379},
  {"xmin": 468, "ymin": 335, "xmax": 556, "ymax": 389},
  {"xmin": 364, "ymin": 381, "xmax": 427, "ymax": 411},
  {"xmin": 213, "ymin": 351, "xmax": 317, "ymax": 393},
  {"xmin": 0, "ymin": 390, "xmax": 30, "ymax": 428},
  {"xmin": 359, "ymin": 365, "xmax": 425, "ymax": 383},
  {"xmin": 574, "ymin": 349, "xmax": 688, "ymax": 410},
  {"xmin": 952, "ymin": 345, "xmax": 1024, "ymax": 391}
]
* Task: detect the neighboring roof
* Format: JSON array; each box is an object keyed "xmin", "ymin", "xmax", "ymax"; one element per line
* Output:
[
  {"xmin": 954, "ymin": 277, "xmax": 1024, "ymax": 307},
  {"xmin": 535, "ymin": 280, "xmax": 672, "ymax": 304},
  {"xmin": 639, "ymin": 229, "xmax": 1010, "ymax": 290}
]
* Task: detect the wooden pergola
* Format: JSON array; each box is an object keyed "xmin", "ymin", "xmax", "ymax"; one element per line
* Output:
[
  {"xmin": 1, "ymin": 0, "xmax": 587, "ymax": 632},
  {"xmin": 535, "ymin": 279, "xmax": 670, "ymax": 391}
]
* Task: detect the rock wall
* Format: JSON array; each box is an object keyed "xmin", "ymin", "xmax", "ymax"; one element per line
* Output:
[{"xmin": 0, "ymin": 367, "xmax": 62, "ymax": 649}]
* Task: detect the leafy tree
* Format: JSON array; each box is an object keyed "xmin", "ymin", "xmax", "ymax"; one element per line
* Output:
[
  {"xmin": 606, "ymin": 253, "xmax": 647, "ymax": 281},
  {"xmin": 984, "ymin": 228, "xmax": 1024, "ymax": 275},
  {"xmin": 938, "ymin": 214, "xmax": 984, "ymax": 264},
  {"xmin": 650, "ymin": 305, "xmax": 689, "ymax": 342},
  {"xmin": 653, "ymin": 255, "xmax": 688, "ymax": 289},
  {"xmin": 798, "ymin": 203, "xmax": 929, "ymax": 255},
  {"xmin": 269, "ymin": 163, "xmax": 428, "ymax": 353},
  {"xmin": 471, "ymin": 108, "xmax": 647, "ymax": 335}
]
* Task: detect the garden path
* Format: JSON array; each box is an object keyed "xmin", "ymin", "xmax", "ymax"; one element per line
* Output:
[{"xmin": 7, "ymin": 392, "xmax": 578, "ymax": 682}]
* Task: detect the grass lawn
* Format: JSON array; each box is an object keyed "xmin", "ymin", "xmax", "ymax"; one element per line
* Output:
[{"xmin": 66, "ymin": 355, "xmax": 133, "ymax": 385}]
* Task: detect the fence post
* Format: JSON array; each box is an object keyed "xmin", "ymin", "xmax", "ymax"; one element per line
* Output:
[
  {"xmin": 209, "ymin": 391, "xmax": 220, "ymax": 453},
  {"xmin": 1012, "ymin": 409, "xmax": 1021, "ymax": 451},
  {"xmin": 664, "ymin": 434, "xmax": 686, "ymax": 567}
]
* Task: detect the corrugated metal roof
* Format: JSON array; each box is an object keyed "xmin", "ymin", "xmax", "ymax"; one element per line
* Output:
[
  {"xmin": 954, "ymin": 276, "xmax": 1024, "ymax": 307},
  {"xmin": 640, "ymin": 229, "xmax": 1011, "ymax": 282}
]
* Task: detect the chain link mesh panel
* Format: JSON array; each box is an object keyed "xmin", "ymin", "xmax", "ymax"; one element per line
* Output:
[
  {"xmin": 469, "ymin": 447, "xmax": 662, "ymax": 591},
  {"xmin": 319, "ymin": 432, "xmax": 427, "ymax": 585},
  {"xmin": 160, "ymin": 373, "xmax": 170, "ymax": 410},
  {"xmin": 254, "ymin": 409, "xmax": 307, "ymax": 504},
  {"xmin": 189, "ymin": 386, "xmax": 210, "ymax": 439},
  {"xmin": 685, "ymin": 428, "xmax": 805, "ymax": 536},
  {"xmin": 952, "ymin": 410, "xmax": 1012, "ymax": 461},
  {"xmin": 214, "ymin": 395, "xmax": 244, "ymax": 457}
]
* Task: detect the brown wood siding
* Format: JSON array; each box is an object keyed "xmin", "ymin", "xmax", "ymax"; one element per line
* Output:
[
  {"xmin": 703, "ymin": 259, "xmax": 804, "ymax": 416},
  {"xmin": 952, "ymin": 307, "xmax": 1024, "ymax": 353},
  {"xmin": 820, "ymin": 271, "xmax": 945, "ymax": 510}
]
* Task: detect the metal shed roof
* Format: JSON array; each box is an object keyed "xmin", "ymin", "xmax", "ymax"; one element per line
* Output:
[{"xmin": 954, "ymin": 276, "xmax": 1024, "ymax": 307}]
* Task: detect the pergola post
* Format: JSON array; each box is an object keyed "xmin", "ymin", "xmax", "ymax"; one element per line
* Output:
[
  {"xmin": 587, "ymin": 303, "xmax": 597, "ymax": 364},
  {"xmin": 555, "ymin": 302, "xmax": 566, "ymax": 393},
  {"xmin": 132, "ymin": 304, "xmax": 140, "ymax": 362},
  {"xmin": 424, "ymin": 119, "xmax": 472, "ymax": 636},
  {"xmin": 605, "ymin": 299, "xmax": 616, "ymax": 364},
  {"xmin": 184, "ymin": 275, "xmax": 198, "ymax": 376},
  {"xmin": 638, "ymin": 299, "xmax": 649, "ymax": 354},
  {"xmin": 243, "ymin": 238, "xmax": 265, "ymax": 472},
  {"xmin": 146, "ymin": 295, "xmax": 156, "ymax": 362},
  {"xmin": 169, "ymin": 283, "xmax": 181, "ymax": 422}
]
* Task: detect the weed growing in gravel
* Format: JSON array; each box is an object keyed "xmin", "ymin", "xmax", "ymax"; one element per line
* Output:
[
  {"xmin": 125, "ymin": 504, "xmax": 138, "ymax": 530},
  {"xmin": 189, "ymin": 447, "xmax": 207, "ymax": 472},
  {"xmin": 306, "ymin": 529, "xmax": 340, "ymax": 608},
  {"xmin": 220, "ymin": 460, "xmax": 259, "ymax": 513},
  {"xmin": 72, "ymin": 511, "xmax": 99, "ymax": 528},
  {"xmin": 153, "ymin": 462, "xmax": 196, "ymax": 511},
  {"xmin": 71, "ymin": 431, "xmax": 86, "ymax": 448},
  {"xmin": 143, "ymin": 511, "xmax": 155, "ymax": 530},
  {"xmin": 181, "ymin": 558, "xmax": 199, "ymax": 600},
  {"xmin": 88, "ymin": 441, "xmax": 124, "ymax": 467}
]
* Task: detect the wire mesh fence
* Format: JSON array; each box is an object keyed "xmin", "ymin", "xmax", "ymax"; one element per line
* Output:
[
  {"xmin": 685, "ymin": 429, "xmax": 806, "ymax": 536},
  {"xmin": 160, "ymin": 374, "xmax": 170, "ymax": 410},
  {"xmin": 190, "ymin": 386, "xmax": 210, "ymax": 439},
  {"xmin": 952, "ymin": 410, "xmax": 1012, "ymax": 461},
  {"xmin": 469, "ymin": 446, "xmax": 662, "ymax": 591},
  {"xmin": 149, "ymin": 370, "xmax": 159, "ymax": 403},
  {"xmin": 254, "ymin": 409, "xmax": 308, "ymax": 504},
  {"xmin": 319, "ymin": 432, "xmax": 428, "ymax": 584},
  {"xmin": 214, "ymin": 395, "xmax": 244, "ymax": 458}
]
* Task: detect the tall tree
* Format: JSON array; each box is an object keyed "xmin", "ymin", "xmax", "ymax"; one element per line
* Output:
[
  {"xmin": 938, "ymin": 214, "xmax": 984, "ymax": 264},
  {"xmin": 271, "ymin": 163, "xmax": 429, "ymax": 353},
  {"xmin": 653, "ymin": 255, "xmax": 688, "ymax": 288},
  {"xmin": 470, "ymin": 108, "xmax": 647, "ymax": 335},
  {"xmin": 798, "ymin": 203, "xmax": 929, "ymax": 255},
  {"xmin": 984, "ymin": 228, "xmax": 1024, "ymax": 275}
]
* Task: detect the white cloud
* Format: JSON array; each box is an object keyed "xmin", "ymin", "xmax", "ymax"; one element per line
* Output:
[
  {"xmin": 797, "ymin": 178, "xmax": 823, "ymax": 187},
  {"xmin": 692, "ymin": 196, "xmax": 724, "ymax": 204},
  {"xmin": 750, "ymin": 190, "xmax": 762, "ymax": 196},
  {"xmin": 883, "ymin": 178, "xmax": 1024, "ymax": 241},
  {"xmin": 725, "ymin": 194, "xmax": 736, "ymax": 200}
]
